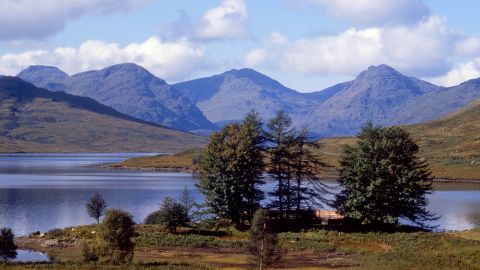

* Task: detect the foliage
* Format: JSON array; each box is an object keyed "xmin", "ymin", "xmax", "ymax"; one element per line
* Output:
[
  {"xmin": 334, "ymin": 123, "xmax": 437, "ymax": 228},
  {"xmin": 178, "ymin": 187, "xmax": 198, "ymax": 222},
  {"xmin": 81, "ymin": 243, "xmax": 99, "ymax": 263},
  {"xmin": 0, "ymin": 228, "xmax": 17, "ymax": 263},
  {"xmin": 100, "ymin": 209, "xmax": 135, "ymax": 264},
  {"xmin": 144, "ymin": 197, "xmax": 190, "ymax": 233},
  {"xmin": 265, "ymin": 111, "xmax": 330, "ymax": 219},
  {"xmin": 86, "ymin": 193, "xmax": 107, "ymax": 224},
  {"xmin": 249, "ymin": 209, "xmax": 279, "ymax": 270},
  {"xmin": 199, "ymin": 111, "xmax": 265, "ymax": 228}
]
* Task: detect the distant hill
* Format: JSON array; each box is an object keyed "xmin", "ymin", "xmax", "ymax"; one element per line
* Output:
[
  {"xmin": 174, "ymin": 65, "xmax": 480, "ymax": 137},
  {"xmin": 316, "ymin": 99, "xmax": 480, "ymax": 180},
  {"xmin": 17, "ymin": 64, "xmax": 216, "ymax": 132},
  {"xmin": 173, "ymin": 68, "xmax": 328, "ymax": 125},
  {"xmin": 302, "ymin": 65, "xmax": 442, "ymax": 136},
  {"xmin": 0, "ymin": 76, "xmax": 207, "ymax": 153}
]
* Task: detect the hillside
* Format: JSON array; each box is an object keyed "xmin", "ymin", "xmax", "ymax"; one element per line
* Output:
[
  {"xmin": 114, "ymin": 100, "xmax": 480, "ymax": 180},
  {"xmin": 316, "ymin": 99, "xmax": 480, "ymax": 179},
  {"xmin": 0, "ymin": 76, "xmax": 207, "ymax": 153},
  {"xmin": 17, "ymin": 64, "xmax": 215, "ymax": 132}
]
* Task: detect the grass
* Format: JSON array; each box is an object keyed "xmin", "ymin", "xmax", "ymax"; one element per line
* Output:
[
  {"xmin": 110, "ymin": 149, "xmax": 204, "ymax": 171},
  {"xmin": 15, "ymin": 224, "xmax": 480, "ymax": 270}
]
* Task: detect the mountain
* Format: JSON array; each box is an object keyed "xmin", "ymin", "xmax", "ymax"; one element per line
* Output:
[
  {"xmin": 0, "ymin": 76, "xmax": 207, "ymax": 153},
  {"xmin": 173, "ymin": 68, "xmax": 328, "ymax": 125},
  {"xmin": 17, "ymin": 64, "xmax": 215, "ymax": 132},
  {"xmin": 302, "ymin": 65, "xmax": 442, "ymax": 136},
  {"xmin": 387, "ymin": 78, "xmax": 480, "ymax": 125}
]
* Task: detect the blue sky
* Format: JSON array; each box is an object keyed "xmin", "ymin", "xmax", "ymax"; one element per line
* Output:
[{"xmin": 1, "ymin": 0, "xmax": 480, "ymax": 92}]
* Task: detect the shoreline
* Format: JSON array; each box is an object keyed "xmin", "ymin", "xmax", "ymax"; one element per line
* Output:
[{"xmin": 102, "ymin": 164, "xmax": 480, "ymax": 183}]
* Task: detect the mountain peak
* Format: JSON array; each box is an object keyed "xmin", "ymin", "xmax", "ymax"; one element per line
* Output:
[
  {"xmin": 17, "ymin": 65, "xmax": 69, "ymax": 82},
  {"xmin": 359, "ymin": 64, "xmax": 402, "ymax": 79}
]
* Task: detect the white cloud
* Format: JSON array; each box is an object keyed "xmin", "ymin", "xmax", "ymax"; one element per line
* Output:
[
  {"xmin": 170, "ymin": 0, "xmax": 251, "ymax": 41},
  {"xmin": 0, "ymin": 0, "xmax": 150, "ymax": 40},
  {"xmin": 0, "ymin": 37, "xmax": 207, "ymax": 81},
  {"xmin": 313, "ymin": 0, "xmax": 430, "ymax": 26},
  {"xmin": 455, "ymin": 37, "xmax": 480, "ymax": 57},
  {"xmin": 195, "ymin": 0, "xmax": 250, "ymax": 40},
  {"xmin": 268, "ymin": 32, "xmax": 288, "ymax": 46},
  {"xmin": 244, "ymin": 49, "xmax": 267, "ymax": 67},
  {"xmin": 428, "ymin": 60, "xmax": 480, "ymax": 87},
  {"xmin": 251, "ymin": 16, "xmax": 457, "ymax": 77}
]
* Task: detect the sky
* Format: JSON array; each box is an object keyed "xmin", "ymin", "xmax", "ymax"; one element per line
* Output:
[{"xmin": 1, "ymin": 0, "xmax": 480, "ymax": 92}]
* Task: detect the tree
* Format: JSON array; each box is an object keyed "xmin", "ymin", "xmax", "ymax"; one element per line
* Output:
[
  {"xmin": 290, "ymin": 127, "xmax": 330, "ymax": 218},
  {"xmin": 86, "ymin": 193, "xmax": 107, "ymax": 223},
  {"xmin": 249, "ymin": 209, "xmax": 279, "ymax": 270},
  {"xmin": 0, "ymin": 228, "xmax": 17, "ymax": 264},
  {"xmin": 100, "ymin": 209, "xmax": 135, "ymax": 264},
  {"xmin": 334, "ymin": 123, "xmax": 436, "ymax": 228},
  {"xmin": 199, "ymin": 111, "xmax": 265, "ymax": 227},
  {"xmin": 179, "ymin": 187, "xmax": 197, "ymax": 221},
  {"xmin": 144, "ymin": 197, "xmax": 189, "ymax": 232},
  {"xmin": 265, "ymin": 111, "xmax": 296, "ymax": 219}
]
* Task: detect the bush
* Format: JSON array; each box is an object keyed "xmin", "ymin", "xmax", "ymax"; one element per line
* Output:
[
  {"xmin": 100, "ymin": 209, "xmax": 135, "ymax": 264},
  {"xmin": 0, "ymin": 228, "xmax": 17, "ymax": 263},
  {"xmin": 81, "ymin": 243, "xmax": 99, "ymax": 263},
  {"xmin": 144, "ymin": 197, "xmax": 189, "ymax": 233}
]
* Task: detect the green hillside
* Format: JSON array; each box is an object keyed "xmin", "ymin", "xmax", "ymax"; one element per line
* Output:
[
  {"xmin": 0, "ymin": 77, "xmax": 207, "ymax": 153},
  {"xmin": 316, "ymin": 99, "xmax": 480, "ymax": 180}
]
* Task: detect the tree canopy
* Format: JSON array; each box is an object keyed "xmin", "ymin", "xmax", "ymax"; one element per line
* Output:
[{"xmin": 334, "ymin": 123, "xmax": 436, "ymax": 228}]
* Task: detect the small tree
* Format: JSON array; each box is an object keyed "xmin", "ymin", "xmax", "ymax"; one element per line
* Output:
[
  {"xmin": 144, "ymin": 197, "xmax": 189, "ymax": 233},
  {"xmin": 179, "ymin": 187, "xmax": 197, "ymax": 221},
  {"xmin": 0, "ymin": 228, "xmax": 17, "ymax": 264},
  {"xmin": 334, "ymin": 123, "xmax": 436, "ymax": 228},
  {"xmin": 249, "ymin": 209, "xmax": 279, "ymax": 270},
  {"xmin": 100, "ymin": 209, "xmax": 135, "ymax": 264},
  {"xmin": 86, "ymin": 193, "xmax": 107, "ymax": 223}
]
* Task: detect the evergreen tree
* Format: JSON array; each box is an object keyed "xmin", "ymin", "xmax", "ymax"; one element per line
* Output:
[
  {"xmin": 0, "ymin": 228, "xmax": 17, "ymax": 264},
  {"xmin": 179, "ymin": 187, "xmax": 197, "ymax": 221},
  {"xmin": 291, "ymin": 127, "xmax": 330, "ymax": 218},
  {"xmin": 249, "ymin": 209, "xmax": 279, "ymax": 270},
  {"xmin": 86, "ymin": 193, "xmax": 107, "ymax": 223},
  {"xmin": 100, "ymin": 209, "xmax": 135, "ymax": 264},
  {"xmin": 199, "ymin": 111, "xmax": 265, "ymax": 227},
  {"xmin": 334, "ymin": 123, "xmax": 436, "ymax": 228},
  {"xmin": 265, "ymin": 111, "xmax": 296, "ymax": 219}
]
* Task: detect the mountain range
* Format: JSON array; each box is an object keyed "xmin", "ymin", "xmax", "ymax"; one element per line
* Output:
[
  {"xmin": 17, "ymin": 64, "xmax": 215, "ymax": 132},
  {"xmin": 17, "ymin": 63, "xmax": 480, "ymax": 137},
  {"xmin": 0, "ymin": 76, "xmax": 206, "ymax": 153}
]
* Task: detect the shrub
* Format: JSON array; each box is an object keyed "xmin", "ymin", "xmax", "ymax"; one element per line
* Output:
[
  {"xmin": 101, "ymin": 209, "xmax": 135, "ymax": 264},
  {"xmin": 144, "ymin": 197, "xmax": 189, "ymax": 233}
]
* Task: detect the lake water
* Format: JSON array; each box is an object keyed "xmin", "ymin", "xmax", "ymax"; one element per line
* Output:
[{"xmin": 0, "ymin": 153, "xmax": 479, "ymax": 236}]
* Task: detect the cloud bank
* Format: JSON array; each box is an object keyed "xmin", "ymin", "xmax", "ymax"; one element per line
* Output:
[
  {"xmin": 0, "ymin": 0, "xmax": 150, "ymax": 40},
  {"xmin": 0, "ymin": 37, "xmax": 206, "ymax": 81}
]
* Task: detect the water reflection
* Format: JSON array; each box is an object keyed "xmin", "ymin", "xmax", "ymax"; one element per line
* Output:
[{"xmin": 0, "ymin": 153, "xmax": 479, "ymax": 235}]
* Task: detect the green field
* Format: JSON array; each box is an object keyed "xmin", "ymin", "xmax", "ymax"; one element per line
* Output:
[{"xmin": 10, "ymin": 225, "xmax": 480, "ymax": 270}]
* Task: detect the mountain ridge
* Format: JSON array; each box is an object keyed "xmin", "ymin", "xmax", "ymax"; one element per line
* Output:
[
  {"xmin": 17, "ymin": 63, "xmax": 216, "ymax": 132},
  {"xmin": 0, "ymin": 76, "xmax": 206, "ymax": 153}
]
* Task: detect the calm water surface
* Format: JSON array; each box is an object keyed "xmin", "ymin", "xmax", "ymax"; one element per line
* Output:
[{"xmin": 0, "ymin": 153, "xmax": 479, "ymax": 235}]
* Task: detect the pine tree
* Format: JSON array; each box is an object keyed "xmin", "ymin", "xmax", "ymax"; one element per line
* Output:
[
  {"xmin": 291, "ymin": 127, "xmax": 330, "ymax": 218},
  {"xmin": 265, "ymin": 111, "xmax": 296, "ymax": 219},
  {"xmin": 334, "ymin": 123, "xmax": 436, "ymax": 228}
]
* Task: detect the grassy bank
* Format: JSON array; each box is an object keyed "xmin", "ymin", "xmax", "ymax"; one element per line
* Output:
[
  {"xmin": 108, "ymin": 149, "xmax": 203, "ymax": 172},
  {"xmin": 13, "ymin": 225, "xmax": 480, "ymax": 270}
]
